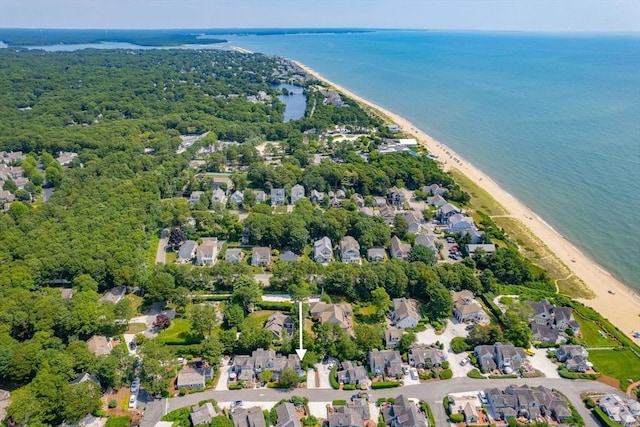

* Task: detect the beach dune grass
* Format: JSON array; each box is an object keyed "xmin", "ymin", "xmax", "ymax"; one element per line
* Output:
[
  {"xmin": 588, "ymin": 348, "xmax": 640, "ymax": 390},
  {"xmin": 449, "ymin": 169, "xmax": 508, "ymax": 216}
]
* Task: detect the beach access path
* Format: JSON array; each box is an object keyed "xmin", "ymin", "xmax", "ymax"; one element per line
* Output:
[{"xmin": 293, "ymin": 61, "xmax": 640, "ymax": 340}]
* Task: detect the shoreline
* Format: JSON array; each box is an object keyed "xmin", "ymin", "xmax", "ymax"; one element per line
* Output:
[{"xmin": 292, "ymin": 60, "xmax": 640, "ymax": 339}]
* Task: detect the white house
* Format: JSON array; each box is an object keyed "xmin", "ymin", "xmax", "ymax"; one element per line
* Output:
[
  {"xmin": 389, "ymin": 236, "xmax": 411, "ymax": 260},
  {"xmin": 271, "ymin": 188, "xmax": 286, "ymax": 205},
  {"xmin": 211, "ymin": 188, "xmax": 227, "ymax": 205},
  {"xmin": 290, "ymin": 184, "xmax": 305, "ymax": 204},
  {"xmin": 392, "ymin": 298, "xmax": 421, "ymax": 329},
  {"xmin": 313, "ymin": 237, "xmax": 333, "ymax": 264},
  {"xmin": 340, "ymin": 236, "xmax": 361, "ymax": 263},
  {"xmin": 196, "ymin": 238, "xmax": 218, "ymax": 265}
]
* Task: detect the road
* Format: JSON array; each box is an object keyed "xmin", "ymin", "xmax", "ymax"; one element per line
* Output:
[
  {"xmin": 155, "ymin": 238, "xmax": 168, "ymax": 264},
  {"xmin": 139, "ymin": 377, "xmax": 621, "ymax": 427}
]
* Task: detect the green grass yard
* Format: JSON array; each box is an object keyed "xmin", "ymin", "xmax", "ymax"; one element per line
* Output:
[
  {"xmin": 106, "ymin": 416, "xmax": 131, "ymax": 427},
  {"xmin": 589, "ymin": 348, "xmax": 640, "ymax": 390},
  {"xmin": 575, "ymin": 316, "xmax": 619, "ymax": 348},
  {"xmin": 243, "ymin": 310, "xmax": 274, "ymax": 331},
  {"xmin": 157, "ymin": 317, "xmax": 202, "ymax": 345}
]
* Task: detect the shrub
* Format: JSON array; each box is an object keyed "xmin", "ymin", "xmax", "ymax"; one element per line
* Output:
[
  {"xmin": 329, "ymin": 365, "xmax": 339, "ymax": 389},
  {"xmin": 558, "ymin": 367, "xmax": 601, "ymax": 380},
  {"xmin": 332, "ymin": 400, "xmax": 347, "ymax": 406},
  {"xmin": 420, "ymin": 401, "xmax": 436, "ymax": 427},
  {"xmin": 584, "ymin": 397, "xmax": 595, "ymax": 409},
  {"xmin": 450, "ymin": 337, "xmax": 470, "ymax": 353},
  {"xmin": 439, "ymin": 369, "xmax": 453, "ymax": 380},
  {"xmin": 467, "ymin": 369, "xmax": 485, "ymax": 379},
  {"xmin": 371, "ymin": 381, "xmax": 400, "ymax": 389},
  {"xmin": 229, "ymin": 383, "xmax": 242, "ymax": 390},
  {"xmin": 108, "ymin": 399, "xmax": 117, "ymax": 409},
  {"xmin": 443, "ymin": 396, "xmax": 451, "ymax": 415},
  {"xmin": 489, "ymin": 374, "xmax": 518, "ymax": 379},
  {"xmin": 449, "ymin": 413, "xmax": 464, "ymax": 423},
  {"xmin": 343, "ymin": 384, "xmax": 356, "ymax": 390},
  {"xmin": 377, "ymin": 397, "xmax": 396, "ymax": 405},
  {"xmin": 441, "ymin": 360, "xmax": 450, "ymax": 369},
  {"xmin": 593, "ymin": 407, "xmax": 619, "ymax": 427},
  {"xmin": 179, "ymin": 387, "xmax": 187, "ymax": 396}
]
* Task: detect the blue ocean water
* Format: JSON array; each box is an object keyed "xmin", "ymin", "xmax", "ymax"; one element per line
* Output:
[{"xmin": 223, "ymin": 30, "xmax": 640, "ymax": 290}]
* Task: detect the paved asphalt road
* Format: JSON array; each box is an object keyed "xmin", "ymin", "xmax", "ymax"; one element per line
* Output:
[{"xmin": 140, "ymin": 377, "xmax": 621, "ymax": 426}]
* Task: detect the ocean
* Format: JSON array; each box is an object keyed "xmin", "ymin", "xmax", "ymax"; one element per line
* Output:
[
  {"xmin": 220, "ymin": 30, "xmax": 640, "ymax": 289},
  {"xmin": 8, "ymin": 30, "xmax": 640, "ymax": 290}
]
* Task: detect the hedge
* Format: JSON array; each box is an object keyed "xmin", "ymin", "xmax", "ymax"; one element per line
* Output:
[
  {"xmin": 593, "ymin": 407, "xmax": 619, "ymax": 427},
  {"xmin": 467, "ymin": 369, "xmax": 485, "ymax": 379},
  {"xmin": 420, "ymin": 401, "xmax": 436, "ymax": 427},
  {"xmin": 439, "ymin": 369, "xmax": 453, "ymax": 380},
  {"xmin": 443, "ymin": 396, "xmax": 451, "ymax": 415},
  {"xmin": 449, "ymin": 413, "xmax": 464, "ymax": 423},
  {"xmin": 343, "ymin": 384, "xmax": 356, "ymax": 390},
  {"xmin": 371, "ymin": 381, "xmax": 400, "ymax": 389},
  {"xmin": 332, "ymin": 400, "xmax": 347, "ymax": 406},
  {"xmin": 256, "ymin": 301, "xmax": 293, "ymax": 311},
  {"xmin": 329, "ymin": 365, "xmax": 339, "ymax": 389},
  {"xmin": 192, "ymin": 294, "xmax": 231, "ymax": 302},
  {"xmin": 229, "ymin": 383, "xmax": 242, "ymax": 390},
  {"xmin": 558, "ymin": 367, "xmax": 601, "ymax": 380},
  {"xmin": 489, "ymin": 374, "xmax": 518, "ymax": 379}
]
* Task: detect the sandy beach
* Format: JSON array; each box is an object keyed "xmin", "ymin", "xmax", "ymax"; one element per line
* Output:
[{"xmin": 294, "ymin": 60, "xmax": 640, "ymax": 339}]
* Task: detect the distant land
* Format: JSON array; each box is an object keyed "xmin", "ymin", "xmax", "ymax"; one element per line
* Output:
[{"xmin": 0, "ymin": 28, "xmax": 374, "ymax": 47}]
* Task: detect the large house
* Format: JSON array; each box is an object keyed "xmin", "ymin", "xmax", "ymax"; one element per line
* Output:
[
  {"xmin": 367, "ymin": 247, "xmax": 387, "ymax": 263},
  {"xmin": 408, "ymin": 345, "xmax": 447, "ymax": 369},
  {"xmin": 438, "ymin": 203, "xmax": 461, "ymax": 223},
  {"xmin": 447, "ymin": 214, "xmax": 476, "ymax": 234},
  {"xmin": 486, "ymin": 385, "xmax": 571, "ymax": 424},
  {"xmin": 309, "ymin": 302, "xmax": 353, "ymax": 335},
  {"xmin": 382, "ymin": 395, "xmax": 429, "ymax": 427},
  {"xmin": 387, "ymin": 187, "xmax": 405, "ymax": 206},
  {"xmin": 251, "ymin": 247, "xmax": 271, "ymax": 266},
  {"xmin": 391, "ymin": 298, "xmax": 421, "ymax": 329},
  {"xmin": 426, "ymin": 194, "xmax": 447, "ymax": 207},
  {"xmin": 265, "ymin": 312, "xmax": 295, "ymax": 340},
  {"xmin": 275, "ymin": 402, "xmax": 302, "ymax": 427},
  {"xmin": 176, "ymin": 367, "xmax": 206, "ymax": 390},
  {"xmin": 313, "ymin": 237, "xmax": 333, "ymax": 264},
  {"xmin": 556, "ymin": 345, "xmax": 590, "ymax": 372},
  {"xmin": 86, "ymin": 335, "xmax": 112, "ymax": 356},
  {"xmin": 196, "ymin": 237, "xmax": 218, "ymax": 265},
  {"xmin": 598, "ymin": 394, "xmax": 640, "ymax": 427},
  {"xmin": 190, "ymin": 402, "xmax": 216, "ymax": 426},
  {"xmin": 336, "ymin": 361, "xmax": 370, "ymax": 387},
  {"xmin": 528, "ymin": 300, "xmax": 580, "ymax": 341},
  {"xmin": 232, "ymin": 407, "xmax": 267, "ymax": 427},
  {"xmin": 452, "ymin": 290, "xmax": 485, "ymax": 323},
  {"xmin": 290, "ymin": 184, "xmax": 305, "ymax": 204},
  {"xmin": 379, "ymin": 205, "xmax": 396, "ymax": 224},
  {"xmin": 475, "ymin": 343, "xmax": 527, "ymax": 374},
  {"xmin": 389, "ymin": 236, "xmax": 411, "ymax": 260},
  {"xmin": 178, "ymin": 240, "xmax": 198, "ymax": 263},
  {"xmin": 340, "ymin": 236, "xmax": 361, "ymax": 263},
  {"xmin": 271, "ymin": 188, "xmax": 286, "ymax": 205},
  {"xmin": 230, "ymin": 348, "xmax": 301, "ymax": 385},
  {"xmin": 327, "ymin": 405, "xmax": 364, "ymax": 427},
  {"xmin": 368, "ymin": 349, "xmax": 402, "ymax": 379}
]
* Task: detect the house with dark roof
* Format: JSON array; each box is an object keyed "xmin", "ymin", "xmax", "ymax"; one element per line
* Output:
[
  {"xmin": 387, "ymin": 187, "xmax": 405, "ymax": 206},
  {"xmin": 426, "ymin": 194, "xmax": 447, "ymax": 207},
  {"xmin": 389, "ymin": 236, "xmax": 411, "ymax": 260},
  {"xmin": 408, "ymin": 346, "xmax": 447, "ymax": 368},
  {"xmin": 230, "ymin": 348, "xmax": 302, "ymax": 385},
  {"xmin": 368, "ymin": 349, "xmax": 403, "ymax": 379},
  {"xmin": 531, "ymin": 323, "xmax": 559, "ymax": 344},
  {"xmin": 232, "ymin": 406, "xmax": 267, "ymax": 427},
  {"xmin": 336, "ymin": 361, "xmax": 370, "ymax": 387},
  {"xmin": 381, "ymin": 395, "xmax": 429, "ymax": 427},
  {"xmin": 327, "ymin": 405, "xmax": 364, "ymax": 427},
  {"xmin": 190, "ymin": 402, "xmax": 216, "ymax": 426},
  {"xmin": 391, "ymin": 298, "xmax": 420, "ymax": 329},
  {"xmin": 271, "ymin": 188, "xmax": 286, "ymax": 205},
  {"xmin": 485, "ymin": 385, "xmax": 572, "ymax": 424},
  {"xmin": 556, "ymin": 345, "xmax": 590, "ymax": 373},
  {"xmin": 279, "ymin": 251, "xmax": 300, "ymax": 262},
  {"xmin": 290, "ymin": 185, "xmax": 305, "ymax": 204},
  {"xmin": 275, "ymin": 402, "xmax": 301, "ymax": 427},
  {"xmin": 265, "ymin": 312, "xmax": 294, "ymax": 340},
  {"xmin": 251, "ymin": 247, "xmax": 271, "ymax": 266},
  {"xmin": 178, "ymin": 240, "xmax": 198, "ymax": 263},
  {"xmin": 437, "ymin": 203, "xmax": 461, "ymax": 223},
  {"xmin": 367, "ymin": 247, "xmax": 387, "ymax": 263},
  {"xmin": 475, "ymin": 343, "xmax": 527, "ymax": 374}
]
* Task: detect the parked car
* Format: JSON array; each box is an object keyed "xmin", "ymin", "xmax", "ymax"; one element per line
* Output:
[
  {"xmin": 479, "ymin": 391, "xmax": 488, "ymax": 404},
  {"xmin": 465, "ymin": 324, "xmax": 474, "ymax": 331},
  {"xmin": 232, "ymin": 400, "xmax": 244, "ymax": 408},
  {"xmin": 402, "ymin": 366, "xmax": 410, "ymax": 375},
  {"xmin": 128, "ymin": 395, "xmax": 137, "ymax": 409},
  {"xmin": 460, "ymin": 357, "xmax": 470, "ymax": 366},
  {"xmin": 129, "ymin": 341, "xmax": 137, "ymax": 350},
  {"xmin": 409, "ymin": 368, "xmax": 418, "ymax": 380}
]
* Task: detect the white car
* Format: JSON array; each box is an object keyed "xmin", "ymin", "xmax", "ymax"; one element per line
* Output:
[
  {"xmin": 479, "ymin": 391, "xmax": 488, "ymax": 404},
  {"xmin": 409, "ymin": 368, "xmax": 418, "ymax": 380},
  {"xmin": 459, "ymin": 357, "xmax": 470, "ymax": 366},
  {"xmin": 128, "ymin": 395, "xmax": 137, "ymax": 409}
]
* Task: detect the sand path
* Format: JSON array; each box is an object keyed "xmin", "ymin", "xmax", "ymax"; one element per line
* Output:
[{"xmin": 294, "ymin": 61, "xmax": 640, "ymax": 339}]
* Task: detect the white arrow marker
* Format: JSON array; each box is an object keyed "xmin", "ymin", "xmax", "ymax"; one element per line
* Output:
[{"xmin": 295, "ymin": 300, "xmax": 307, "ymax": 361}]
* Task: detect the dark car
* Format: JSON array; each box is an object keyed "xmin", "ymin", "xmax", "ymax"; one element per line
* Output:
[{"xmin": 129, "ymin": 341, "xmax": 137, "ymax": 350}]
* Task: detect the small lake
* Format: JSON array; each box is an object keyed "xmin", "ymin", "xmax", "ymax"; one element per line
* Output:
[{"xmin": 275, "ymin": 84, "xmax": 306, "ymax": 122}]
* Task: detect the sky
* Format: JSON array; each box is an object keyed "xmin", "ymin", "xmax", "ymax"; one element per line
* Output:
[{"xmin": 0, "ymin": 0, "xmax": 639, "ymax": 32}]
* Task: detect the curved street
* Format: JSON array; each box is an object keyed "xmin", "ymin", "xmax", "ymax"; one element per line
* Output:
[{"xmin": 140, "ymin": 377, "xmax": 623, "ymax": 426}]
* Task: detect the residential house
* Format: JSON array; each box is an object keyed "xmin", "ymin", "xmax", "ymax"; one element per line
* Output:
[
  {"xmin": 403, "ymin": 211, "xmax": 422, "ymax": 234},
  {"xmin": 252, "ymin": 247, "xmax": 271, "ymax": 266},
  {"xmin": 310, "ymin": 189, "xmax": 325, "ymax": 204},
  {"xmin": 0, "ymin": 190, "xmax": 15, "ymax": 204},
  {"xmin": 492, "ymin": 385, "xmax": 572, "ymax": 424},
  {"xmin": 190, "ymin": 402, "xmax": 216, "ymax": 426},
  {"xmin": 232, "ymin": 407, "xmax": 267, "ymax": 427},
  {"xmin": 367, "ymin": 247, "xmax": 387, "ymax": 263},
  {"xmin": 387, "ymin": 187, "xmax": 405, "ymax": 206},
  {"xmin": 230, "ymin": 190, "xmax": 245, "ymax": 207},
  {"xmin": 176, "ymin": 367, "xmax": 206, "ymax": 390},
  {"xmin": 392, "ymin": 298, "xmax": 421, "ymax": 329},
  {"xmin": 382, "ymin": 395, "xmax": 429, "ymax": 427},
  {"xmin": 60, "ymin": 288, "xmax": 74, "ymax": 301},
  {"xmin": 368, "ymin": 349, "xmax": 403, "ymax": 379},
  {"xmin": 379, "ymin": 205, "xmax": 396, "ymax": 224},
  {"xmin": 351, "ymin": 193, "xmax": 365, "ymax": 208},
  {"xmin": 426, "ymin": 194, "xmax": 447, "ymax": 207},
  {"xmin": 475, "ymin": 343, "xmax": 527, "ymax": 374},
  {"xmin": 465, "ymin": 244, "xmax": 496, "ymax": 255},
  {"xmin": 414, "ymin": 232, "xmax": 437, "ymax": 253},
  {"xmin": 372, "ymin": 196, "xmax": 387, "ymax": 207},
  {"xmin": 265, "ymin": 312, "xmax": 295, "ymax": 340},
  {"xmin": 255, "ymin": 191, "xmax": 267, "ymax": 203},
  {"xmin": 408, "ymin": 346, "xmax": 447, "ymax": 369},
  {"xmin": 276, "ymin": 402, "xmax": 301, "ymax": 427},
  {"xmin": 437, "ymin": 203, "xmax": 461, "ymax": 223},
  {"xmin": 598, "ymin": 394, "xmax": 640, "ymax": 427},
  {"xmin": 310, "ymin": 302, "xmax": 353, "ymax": 334},
  {"xmin": 196, "ymin": 237, "xmax": 218, "ymax": 266},
  {"xmin": 225, "ymin": 248, "xmax": 244, "ymax": 263},
  {"xmin": 340, "ymin": 236, "xmax": 361, "ymax": 263},
  {"xmin": 327, "ymin": 406, "xmax": 364, "ymax": 427},
  {"xmin": 271, "ymin": 188, "xmax": 286, "ymax": 205},
  {"xmin": 86, "ymin": 335, "xmax": 112, "ymax": 356},
  {"xmin": 389, "ymin": 236, "xmax": 411, "ymax": 260},
  {"xmin": 279, "ymin": 251, "xmax": 300, "ymax": 262},
  {"xmin": 212, "ymin": 188, "xmax": 227, "ymax": 205},
  {"xmin": 313, "ymin": 236, "xmax": 333, "ymax": 264},
  {"xmin": 452, "ymin": 290, "xmax": 485, "ymax": 323},
  {"xmin": 56, "ymin": 151, "xmax": 77, "ymax": 166},
  {"xmin": 189, "ymin": 191, "xmax": 205, "ymax": 207},
  {"xmin": 0, "ymin": 151, "xmax": 25, "ymax": 164},
  {"xmin": 230, "ymin": 348, "xmax": 301, "ymax": 384},
  {"xmin": 423, "ymin": 184, "xmax": 448, "ymax": 197},
  {"xmin": 447, "ymin": 214, "xmax": 476, "ymax": 234},
  {"xmin": 556, "ymin": 345, "xmax": 590, "ymax": 372},
  {"xmin": 531, "ymin": 323, "xmax": 559, "ymax": 344},
  {"xmin": 99, "ymin": 286, "xmax": 126, "ymax": 304},
  {"xmin": 384, "ymin": 328, "xmax": 404, "ymax": 349},
  {"xmin": 290, "ymin": 184, "xmax": 305, "ymax": 204},
  {"xmin": 446, "ymin": 396, "xmax": 480, "ymax": 425},
  {"xmin": 528, "ymin": 300, "xmax": 580, "ymax": 336},
  {"xmin": 336, "ymin": 361, "xmax": 370, "ymax": 387},
  {"xmin": 554, "ymin": 307, "xmax": 580, "ymax": 332},
  {"xmin": 70, "ymin": 372, "xmax": 100, "ymax": 386},
  {"xmin": 530, "ymin": 300, "xmax": 555, "ymax": 325},
  {"xmin": 178, "ymin": 240, "xmax": 198, "ymax": 263},
  {"xmin": 335, "ymin": 190, "xmax": 346, "ymax": 200}
]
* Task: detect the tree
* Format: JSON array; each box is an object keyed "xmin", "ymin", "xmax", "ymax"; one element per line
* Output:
[
  {"xmin": 371, "ymin": 287, "xmax": 392, "ymax": 320},
  {"xmin": 168, "ymin": 228, "xmax": 187, "ymax": 248},
  {"xmin": 3, "ymin": 178, "xmax": 17, "ymax": 193},
  {"xmin": 504, "ymin": 311, "xmax": 532, "ymax": 348},
  {"xmin": 153, "ymin": 314, "xmax": 172, "ymax": 330},
  {"xmin": 201, "ymin": 337, "xmax": 224, "ymax": 369},
  {"xmin": 260, "ymin": 368, "xmax": 274, "ymax": 384},
  {"xmin": 355, "ymin": 324, "xmax": 383, "ymax": 354},
  {"xmin": 45, "ymin": 166, "xmax": 63, "ymax": 187},
  {"xmin": 211, "ymin": 415, "xmax": 235, "ymax": 427},
  {"xmin": 63, "ymin": 381, "xmax": 102, "ymax": 423},
  {"xmin": 190, "ymin": 304, "xmax": 218, "ymax": 337},
  {"xmin": 72, "ymin": 274, "xmax": 98, "ymax": 293},
  {"xmin": 144, "ymin": 271, "xmax": 175, "ymax": 302},
  {"xmin": 423, "ymin": 283, "xmax": 453, "ymax": 322},
  {"xmin": 393, "ymin": 214, "xmax": 409, "ymax": 239},
  {"xmin": 224, "ymin": 304, "xmax": 245, "ymax": 329},
  {"xmin": 409, "ymin": 245, "xmax": 437, "ymax": 266},
  {"xmin": 398, "ymin": 330, "xmax": 417, "ymax": 354},
  {"xmin": 278, "ymin": 367, "xmax": 300, "ymax": 388},
  {"xmin": 232, "ymin": 276, "xmax": 262, "ymax": 314},
  {"xmin": 450, "ymin": 337, "xmax": 470, "ymax": 354}
]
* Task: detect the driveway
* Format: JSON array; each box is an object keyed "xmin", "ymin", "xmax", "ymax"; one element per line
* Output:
[
  {"xmin": 155, "ymin": 237, "xmax": 168, "ymax": 264},
  {"xmin": 529, "ymin": 348, "xmax": 561, "ymax": 378},
  {"xmin": 415, "ymin": 318, "xmax": 470, "ymax": 348},
  {"xmin": 448, "ymin": 351, "xmax": 474, "ymax": 378},
  {"xmin": 306, "ymin": 369, "xmax": 317, "ymax": 389},
  {"xmin": 216, "ymin": 359, "xmax": 232, "ymax": 391},
  {"xmin": 314, "ymin": 363, "xmax": 333, "ymax": 389}
]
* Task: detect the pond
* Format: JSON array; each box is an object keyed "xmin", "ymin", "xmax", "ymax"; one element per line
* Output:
[{"xmin": 275, "ymin": 83, "xmax": 306, "ymax": 122}]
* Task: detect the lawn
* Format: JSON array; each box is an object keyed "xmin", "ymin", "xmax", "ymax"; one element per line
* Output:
[
  {"xmin": 126, "ymin": 322, "xmax": 147, "ymax": 334},
  {"xmin": 243, "ymin": 310, "xmax": 274, "ymax": 330},
  {"xmin": 157, "ymin": 317, "xmax": 202, "ymax": 345},
  {"xmin": 106, "ymin": 416, "xmax": 131, "ymax": 427},
  {"xmin": 589, "ymin": 348, "xmax": 640, "ymax": 390},
  {"xmin": 575, "ymin": 316, "xmax": 619, "ymax": 348}
]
